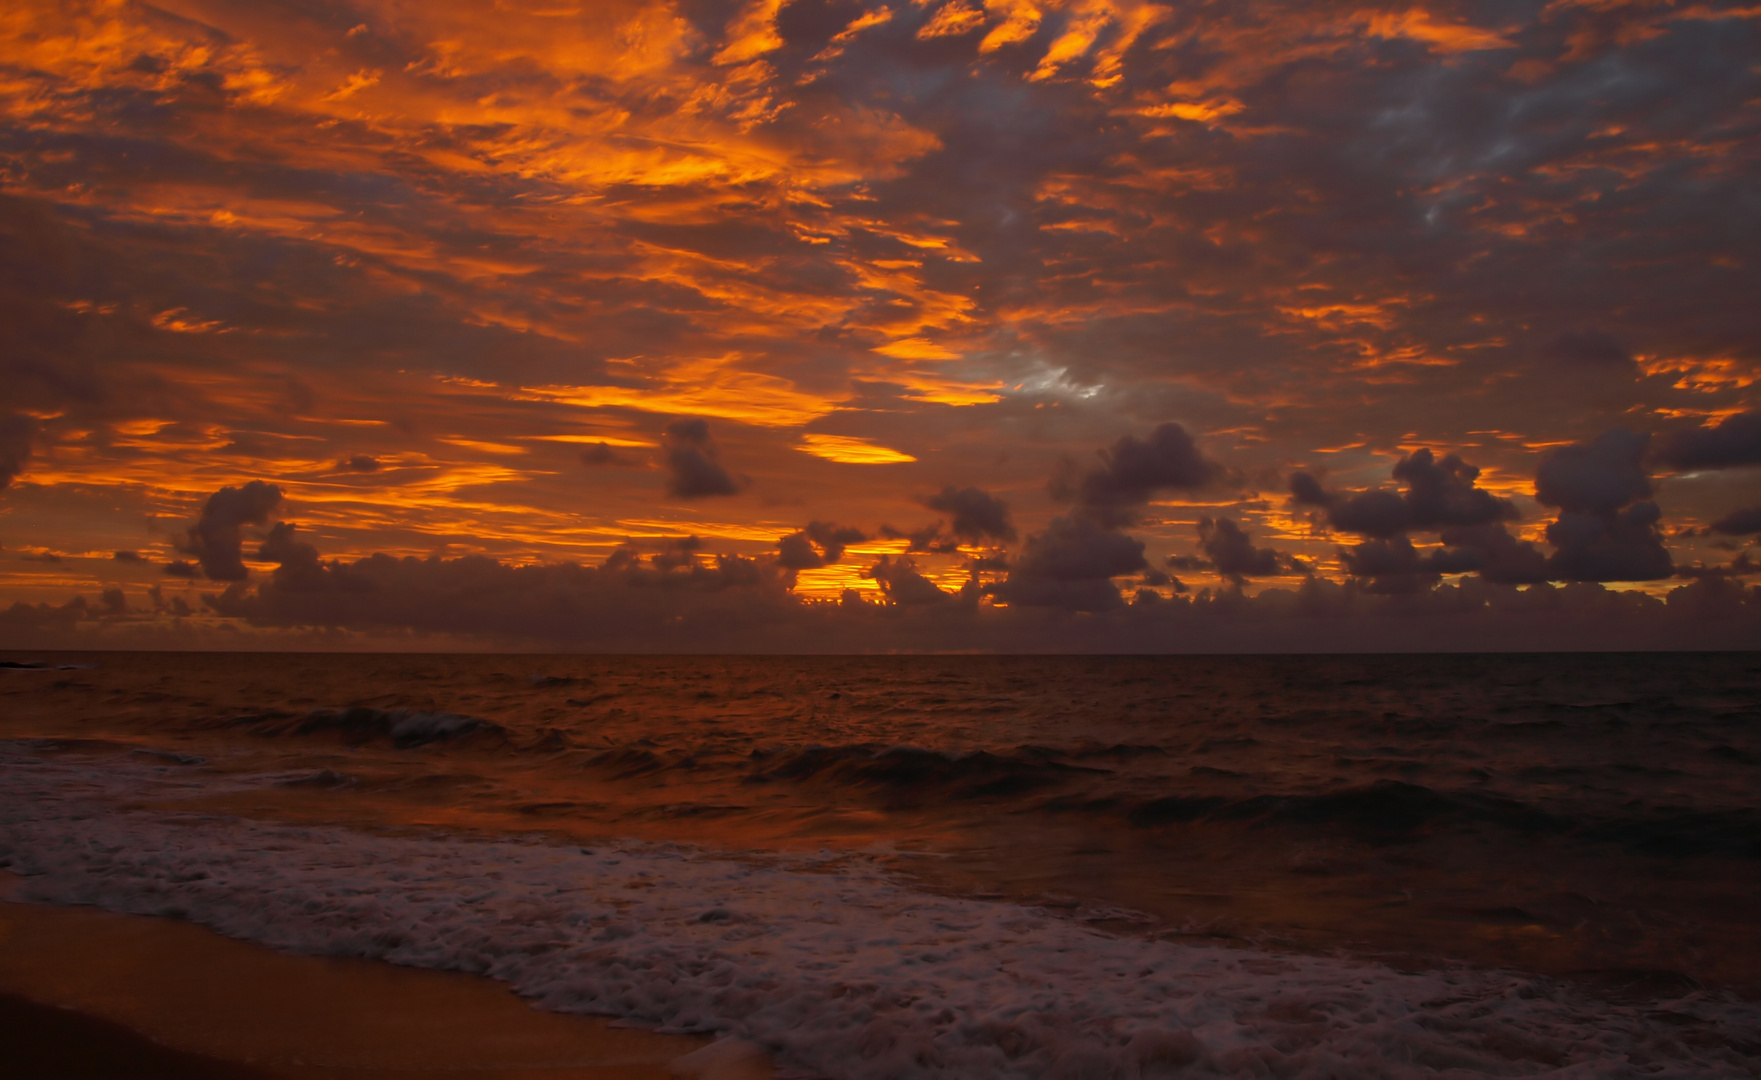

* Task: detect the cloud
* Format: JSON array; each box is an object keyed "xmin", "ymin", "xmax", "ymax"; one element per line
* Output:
[
  {"xmin": 1536, "ymin": 431, "xmax": 1672, "ymax": 582},
  {"xmin": 1540, "ymin": 330, "xmax": 1635, "ymax": 372},
  {"xmin": 991, "ymin": 514, "xmax": 1146, "ymax": 612},
  {"xmin": 1054, "ymin": 423, "xmax": 1221, "ymax": 527},
  {"xmin": 922, "ymin": 485, "xmax": 1016, "ymax": 543},
  {"xmin": 112, "ymin": 550, "xmax": 144, "ymax": 562},
  {"xmin": 178, "ymin": 481, "xmax": 284, "ymax": 581},
  {"xmin": 880, "ymin": 522, "xmax": 960, "ymax": 553},
  {"xmin": 207, "ymin": 524, "xmax": 803, "ymax": 647},
  {"xmin": 777, "ymin": 521, "xmax": 868, "ymax": 569},
  {"xmin": 1436, "ymin": 524, "xmax": 1549, "ymax": 586},
  {"xmin": 0, "ymin": 413, "xmax": 34, "ymax": 491},
  {"xmin": 1544, "ymin": 503, "xmax": 1674, "ymax": 583},
  {"xmin": 1536, "ymin": 430, "xmax": 1654, "ymax": 516},
  {"xmin": 1655, "ymin": 412, "xmax": 1761, "ymax": 472},
  {"xmin": 1291, "ymin": 449, "xmax": 1517, "ymax": 539},
  {"xmin": 865, "ymin": 555, "xmax": 951, "ymax": 605},
  {"xmin": 1197, "ymin": 517, "xmax": 1286, "ymax": 585},
  {"xmin": 580, "ymin": 442, "xmax": 644, "ymax": 468},
  {"xmin": 1710, "ymin": 506, "xmax": 1761, "ymax": 536},
  {"xmin": 662, "ymin": 418, "xmax": 744, "ymax": 499},
  {"xmin": 1339, "ymin": 535, "xmax": 1487, "ymax": 595},
  {"xmin": 338, "ymin": 454, "xmax": 381, "ymax": 473}
]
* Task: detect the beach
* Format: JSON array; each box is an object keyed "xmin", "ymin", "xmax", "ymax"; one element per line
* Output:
[
  {"xmin": 0, "ymin": 900, "xmax": 743, "ymax": 1080},
  {"xmin": 3, "ymin": 652, "xmax": 1759, "ymax": 1077}
]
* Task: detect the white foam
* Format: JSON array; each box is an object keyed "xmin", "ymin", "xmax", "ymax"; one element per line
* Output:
[{"xmin": 1, "ymin": 742, "xmax": 1754, "ymax": 1079}]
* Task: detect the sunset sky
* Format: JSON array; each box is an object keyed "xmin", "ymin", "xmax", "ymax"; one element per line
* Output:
[{"xmin": 2, "ymin": 0, "xmax": 1759, "ymax": 650}]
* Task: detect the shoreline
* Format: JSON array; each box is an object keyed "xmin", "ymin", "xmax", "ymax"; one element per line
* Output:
[{"xmin": 0, "ymin": 900, "xmax": 766, "ymax": 1080}]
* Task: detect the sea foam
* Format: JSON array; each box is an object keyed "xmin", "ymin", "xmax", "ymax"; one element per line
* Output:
[{"xmin": 1, "ymin": 741, "xmax": 1754, "ymax": 1079}]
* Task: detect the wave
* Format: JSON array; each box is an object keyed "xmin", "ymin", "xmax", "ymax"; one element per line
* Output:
[
  {"xmin": 4, "ymin": 742, "xmax": 1758, "ymax": 1079},
  {"xmin": 1125, "ymin": 780, "xmax": 1761, "ymax": 857},
  {"xmin": 748, "ymin": 744, "xmax": 1098, "ymax": 803},
  {"xmin": 207, "ymin": 706, "xmax": 506, "ymax": 748}
]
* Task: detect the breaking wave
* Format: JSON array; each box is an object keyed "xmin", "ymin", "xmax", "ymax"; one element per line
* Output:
[{"xmin": 3, "ymin": 742, "xmax": 1757, "ymax": 1080}]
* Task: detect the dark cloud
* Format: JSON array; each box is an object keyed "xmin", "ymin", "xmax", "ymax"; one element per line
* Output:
[
  {"xmin": 880, "ymin": 522, "xmax": 959, "ymax": 553},
  {"xmin": 1197, "ymin": 518, "xmax": 1285, "ymax": 586},
  {"xmin": 1339, "ymin": 536, "xmax": 1487, "ymax": 595},
  {"xmin": 1710, "ymin": 506, "xmax": 1761, "ymax": 536},
  {"xmin": 776, "ymin": 531, "xmax": 821, "ymax": 570},
  {"xmin": 1054, "ymin": 423, "xmax": 1221, "ymax": 527},
  {"xmin": 651, "ymin": 536, "xmax": 703, "ymax": 572},
  {"xmin": 1291, "ymin": 450, "xmax": 1517, "ymax": 539},
  {"xmin": 1325, "ymin": 490, "xmax": 1413, "ymax": 541},
  {"xmin": 921, "ymin": 485, "xmax": 1016, "ymax": 543},
  {"xmin": 662, "ymin": 419, "xmax": 743, "ymax": 499},
  {"xmin": 1535, "ymin": 431, "xmax": 1672, "ymax": 582},
  {"xmin": 1437, "ymin": 524, "xmax": 1550, "ymax": 586},
  {"xmin": 778, "ymin": 521, "xmax": 867, "ymax": 569},
  {"xmin": 805, "ymin": 521, "xmax": 866, "ymax": 563},
  {"xmin": 338, "ymin": 454, "xmax": 382, "ymax": 473},
  {"xmin": 206, "ymin": 529, "xmax": 804, "ymax": 648},
  {"xmin": 580, "ymin": 442, "xmax": 643, "ymax": 468},
  {"xmin": 1544, "ymin": 503, "xmax": 1674, "ymax": 583},
  {"xmin": 178, "ymin": 480, "xmax": 284, "ymax": 581},
  {"xmin": 1655, "ymin": 412, "xmax": 1761, "ymax": 472},
  {"xmin": 1676, "ymin": 551, "xmax": 1761, "ymax": 581},
  {"xmin": 865, "ymin": 556, "xmax": 949, "ymax": 606},
  {"xmin": 163, "ymin": 560, "xmax": 200, "ymax": 578},
  {"xmin": 256, "ymin": 521, "xmax": 326, "ymax": 590},
  {"xmin": 1540, "ymin": 330, "xmax": 1635, "ymax": 372},
  {"xmin": 1536, "ymin": 431, "xmax": 1654, "ymax": 516},
  {"xmin": 991, "ymin": 515, "xmax": 1146, "ymax": 612},
  {"xmin": 0, "ymin": 413, "xmax": 34, "ymax": 491},
  {"xmin": 112, "ymin": 550, "xmax": 143, "ymax": 562},
  {"xmin": 19, "ymin": 551, "xmax": 62, "ymax": 564}
]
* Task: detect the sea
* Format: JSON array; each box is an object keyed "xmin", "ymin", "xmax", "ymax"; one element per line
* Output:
[{"xmin": 2, "ymin": 651, "xmax": 1759, "ymax": 1078}]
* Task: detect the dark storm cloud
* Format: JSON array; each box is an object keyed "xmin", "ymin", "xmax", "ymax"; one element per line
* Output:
[
  {"xmin": 1197, "ymin": 518, "xmax": 1286, "ymax": 586},
  {"xmin": 662, "ymin": 419, "xmax": 743, "ymax": 499},
  {"xmin": 112, "ymin": 550, "xmax": 143, "ymax": 562},
  {"xmin": 1655, "ymin": 412, "xmax": 1761, "ymax": 472},
  {"xmin": 0, "ymin": 414, "xmax": 34, "ymax": 491},
  {"xmin": 1710, "ymin": 506, "xmax": 1761, "ymax": 537},
  {"xmin": 1290, "ymin": 450, "xmax": 1517, "ymax": 540},
  {"xmin": 922, "ymin": 485, "xmax": 1016, "ymax": 543},
  {"xmin": 1054, "ymin": 423, "xmax": 1221, "ymax": 528},
  {"xmin": 178, "ymin": 480, "xmax": 284, "ymax": 581},
  {"xmin": 1535, "ymin": 432, "xmax": 1672, "ymax": 582},
  {"xmin": 338, "ymin": 454, "xmax": 381, "ymax": 473}
]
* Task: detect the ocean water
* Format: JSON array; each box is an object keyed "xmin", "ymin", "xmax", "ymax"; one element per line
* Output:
[{"xmin": 2, "ymin": 652, "xmax": 1759, "ymax": 1077}]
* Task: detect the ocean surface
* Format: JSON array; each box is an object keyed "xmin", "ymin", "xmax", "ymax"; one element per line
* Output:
[{"xmin": 2, "ymin": 651, "xmax": 1759, "ymax": 1077}]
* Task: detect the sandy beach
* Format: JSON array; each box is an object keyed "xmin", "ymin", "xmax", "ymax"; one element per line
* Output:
[{"xmin": 0, "ymin": 901, "xmax": 765, "ymax": 1080}]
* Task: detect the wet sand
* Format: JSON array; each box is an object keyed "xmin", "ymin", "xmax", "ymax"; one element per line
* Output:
[{"xmin": 0, "ymin": 901, "xmax": 766, "ymax": 1080}]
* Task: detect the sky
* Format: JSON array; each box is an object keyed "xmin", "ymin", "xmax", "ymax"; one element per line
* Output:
[{"xmin": 2, "ymin": 0, "xmax": 1760, "ymax": 651}]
